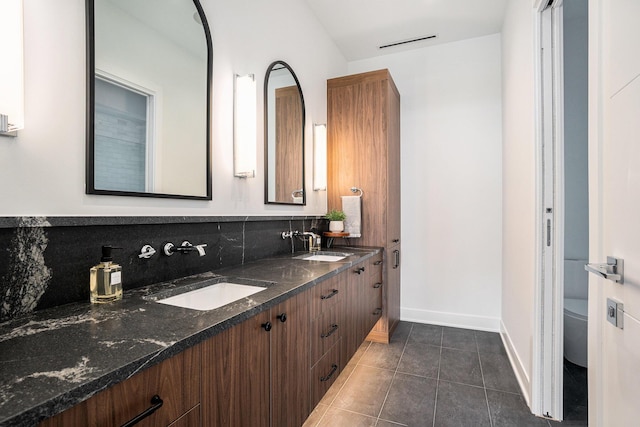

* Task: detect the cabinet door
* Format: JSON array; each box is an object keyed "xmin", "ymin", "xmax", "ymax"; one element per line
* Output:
[
  {"xmin": 327, "ymin": 71, "xmax": 391, "ymax": 248},
  {"xmin": 40, "ymin": 345, "xmax": 201, "ymax": 427},
  {"xmin": 201, "ymin": 312, "xmax": 270, "ymax": 427},
  {"xmin": 270, "ymin": 290, "xmax": 310, "ymax": 427}
]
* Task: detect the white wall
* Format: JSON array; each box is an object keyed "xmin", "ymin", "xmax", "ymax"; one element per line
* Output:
[
  {"xmin": 0, "ymin": 0, "xmax": 346, "ymax": 216},
  {"xmin": 501, "ymin": 0, "xmax": 537, "ymax": 398},
  {"xmin": 348, "ymin": 34, "xmax": 503, "ymax": 331}
]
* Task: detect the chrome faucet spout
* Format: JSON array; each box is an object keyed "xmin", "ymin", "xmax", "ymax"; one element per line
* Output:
[{"xmin": 163, "ymin": 241, "xmax": 207, "ymax": 256}]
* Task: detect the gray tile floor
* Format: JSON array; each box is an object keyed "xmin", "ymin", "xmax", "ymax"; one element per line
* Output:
[{"xmin": 304, "ymin": 321, "xmax": 584, "ymax": 427}]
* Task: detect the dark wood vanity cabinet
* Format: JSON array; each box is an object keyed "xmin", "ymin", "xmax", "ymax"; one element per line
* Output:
[
  {"xmin": 38, "ymin": 255, "xmax": 383, "ymax": 427},
  {"xmin": 201, "ymin": 289, "xmax": 311, "ymax": 427},
  {"xmin": 39, "ymin": 345, "xmax": 201, "ymax": 427},
  {"xmin": 327, "ymin": 69, "xmax": 401, "ymax": 344}
]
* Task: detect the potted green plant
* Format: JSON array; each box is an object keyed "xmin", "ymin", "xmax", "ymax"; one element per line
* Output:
[{"xmin": 325, "ymin": 209, "xmax": 347, "ymax": 232}]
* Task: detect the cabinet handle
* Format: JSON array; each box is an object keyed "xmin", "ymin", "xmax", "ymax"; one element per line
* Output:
[
  {"xmin": 120, "ymin": 395, "xmax": 163, "ymax": 427},
  {"xmin": 373, "ymin": 308, "xmax": 382, "ymax": 316},
  {"xmin": 320, "ymin": 364, "xmax": 339, "ymax": 382},
  {"xmin": 321, "ymin": 324, "xmax": 339, "ymax": 338},
  {"xmin": 320, "ymin": 289, "xmax": 339, "ymax": 300},
  {"xmin": 393, "ymin": 250, "xmax": 400, "ymax": 269},
  {"xmin": 355, "ymin": 267, "xmax": 365, "ymax": 274},
  {"xmin": 277, "ymin": 313, "xmax": 287, "ymax": 323},
  {"xmin": 373, "ymin": 282, "xmax": 383, "ymax": 289},
  {"xmin": 373, "ymin": 260, "xmax": 383, "ymax": 266},
  {"xmin": 392, "ymin": 239, "xmax": 400, "ymax": 243},
  {"xmin": 262, "ymin": 321, "xmax": 272, "ymax": 332}
]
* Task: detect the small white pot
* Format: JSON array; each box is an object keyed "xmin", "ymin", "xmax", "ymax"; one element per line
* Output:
[{"xmin": 329, "ymin": 221, "xmax": 344, "ymax": 232}]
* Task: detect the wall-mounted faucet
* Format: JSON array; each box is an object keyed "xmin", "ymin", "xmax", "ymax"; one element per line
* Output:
[
  {"xmin": 295, "ymin": 231, "xmax": 322, "ymax": 252},
  {"xmin": 163, "ymin": 241, "xmax": 207, "ymax": 257}
]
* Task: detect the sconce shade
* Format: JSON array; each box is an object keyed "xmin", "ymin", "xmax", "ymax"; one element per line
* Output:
[
  {"xmin": 313, "ymin": 123, "xmax": 327, "ymax": 191},
  {"xmin": 0, "ymin": 0, "xmax": 24, "ymax": 134},
  {"xmin": 234, "ymin": 74, "xmax": 257, "ymax": 177}
]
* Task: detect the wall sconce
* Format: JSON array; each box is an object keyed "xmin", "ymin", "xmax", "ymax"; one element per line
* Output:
[
  {"xmin": 233, "ymin": 73, "xmax": 257, "ymax": 178},
  {"xmin": 0, "ymin": 0, "xmax": 24, "ymax": 137},
  {"xmin": 313, "ymin": 123, "xmax": 327, "ymax": 191}
]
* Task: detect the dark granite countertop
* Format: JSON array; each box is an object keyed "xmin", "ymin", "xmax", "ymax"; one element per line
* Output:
[{"xmin": 0, "ymin": 247, "xmax": 380, "ymax": 426}]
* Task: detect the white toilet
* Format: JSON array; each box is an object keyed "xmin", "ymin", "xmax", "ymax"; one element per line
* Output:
[{"xmin": 564, "ymin": 260, "xmax": 588, "ymax": 368}]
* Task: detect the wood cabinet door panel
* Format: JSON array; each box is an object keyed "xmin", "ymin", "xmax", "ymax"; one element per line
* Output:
[{"xmin": 201, "ymin": 313, "xmax": 270, "ymax": 427}]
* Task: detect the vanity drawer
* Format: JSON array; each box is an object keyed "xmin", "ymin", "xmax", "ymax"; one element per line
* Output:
[
  {"xmin": 311, "ymin": 274, "xmax": 344, "ymax": 318},
  {"xmin": 39, "ymin": 345, "xmax": 201, "ymax": 427},
  {"xmin": 310, "ymin": 303, "xmax": 341, "ymax": 364},
  {"xmin": 310, "ymin": 339, "xmax": 342, "ymax": 407}
]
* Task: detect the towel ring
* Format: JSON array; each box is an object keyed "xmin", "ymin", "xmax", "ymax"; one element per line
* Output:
[{"xmin": 350, "ymin": 187, "xmax": 363, "ymax": 197}]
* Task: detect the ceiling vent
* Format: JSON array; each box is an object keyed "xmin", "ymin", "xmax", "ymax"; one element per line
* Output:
[{"xmin": 379, "ymin": 34, "xmax": 438, "ymax": 50}]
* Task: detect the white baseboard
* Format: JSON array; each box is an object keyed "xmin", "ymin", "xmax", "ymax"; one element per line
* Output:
[
  {"xmin": 500, "ymin": 320, "xmax": 532, "ymax": 405},
  {"xmin": 401, "ymin": 307, "xmax": 501, "ymax": 332}
]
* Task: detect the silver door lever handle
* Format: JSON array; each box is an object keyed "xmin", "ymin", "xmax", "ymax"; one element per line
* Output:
[{"xmin": 585, "ymin": 256, "xmax": 624, "ymax": 284}]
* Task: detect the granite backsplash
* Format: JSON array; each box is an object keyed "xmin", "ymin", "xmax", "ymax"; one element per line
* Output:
[{"xmin": 0, "ymin": 216, "xmax": 326, "ymax": 322}]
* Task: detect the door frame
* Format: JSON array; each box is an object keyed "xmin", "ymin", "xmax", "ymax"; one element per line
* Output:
[
  {"xmin": 586, "ymin": 0, "xmax": 603, "ymax": 424},
  {"xmin": 532, "ymin": 0, "xmax": 565, "ymax": 420}
]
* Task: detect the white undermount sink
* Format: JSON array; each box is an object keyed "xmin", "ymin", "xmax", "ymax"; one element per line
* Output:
[
  {"xmin": 295, "ymin": 251, "xmax": 353, "ymax": 262},
  {"xmin": 148, "ymin": 276, "xmax": 275, "ymax": 311},
  {"xmin": 155, "ymin": 282, "xmax": 266, "ymax": 311}
]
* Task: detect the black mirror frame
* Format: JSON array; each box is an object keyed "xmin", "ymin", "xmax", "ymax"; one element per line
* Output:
[
  {"xmin": 85, "ymin": 0, "xmax": 213, "ymax": 200},
  {"xmin": 263, "ymin": 60, "xmax": 306, "ymax": 206}
]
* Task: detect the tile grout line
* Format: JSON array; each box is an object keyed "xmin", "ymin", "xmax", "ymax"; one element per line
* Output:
[
  {"xmin": 431, "ymin": 327, "xmax": 444, "ymax": 427},
  {"xmin": 374, "ymin": 323, "xmax": 414, "ymax": 423},
  {"xmin": 476, "ymin": 332, "xmax": 494, "ymax": 427}
]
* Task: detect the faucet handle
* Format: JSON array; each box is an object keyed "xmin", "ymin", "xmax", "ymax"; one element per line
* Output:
[
  {"xmin": 138, "ymin": 244, "xmax": 156, "ymax": 259},
  {"xmin": 195, "ymin": 244, "xmax": 207, "ymax": 257}
]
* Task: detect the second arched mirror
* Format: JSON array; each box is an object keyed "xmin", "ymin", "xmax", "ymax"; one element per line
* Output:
[{"xmin": 264, "ymin": 61, "xmax": 305, "ymax": 205}]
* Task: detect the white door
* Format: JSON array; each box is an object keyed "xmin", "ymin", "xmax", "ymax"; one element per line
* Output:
[{"xmin": 588, "ymin": 0, "xmax": 640, "ymax": 425}]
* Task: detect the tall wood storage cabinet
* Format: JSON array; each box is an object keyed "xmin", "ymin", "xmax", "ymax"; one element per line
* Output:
[{"xmin": 327, "ymin": 69, "xmax": 401, "ymax": 343}]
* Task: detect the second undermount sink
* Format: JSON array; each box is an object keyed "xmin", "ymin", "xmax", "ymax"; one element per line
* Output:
[
  {"xmin": 295, "ymin": 251, "xmax": 353, "ymax": 262},
  {"xmin": 145, "ymin": 277, "xmax": 273, "ymax": 311}
]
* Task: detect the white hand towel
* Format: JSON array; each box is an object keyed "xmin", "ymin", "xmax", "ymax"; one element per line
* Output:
[{"xmin": 341, "ymin": 195, "xmax": 362, "ymax": 238}]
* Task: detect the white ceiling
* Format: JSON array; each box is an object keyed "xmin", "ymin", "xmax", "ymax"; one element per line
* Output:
[{"xmin": 304, "ymin": 0, "xmax": 508, "ymax": 61}]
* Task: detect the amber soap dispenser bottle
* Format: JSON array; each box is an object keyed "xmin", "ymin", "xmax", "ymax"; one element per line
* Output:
[{"xmin": 90, "ymin": 246, "xmax": 123, "ymax": 303}]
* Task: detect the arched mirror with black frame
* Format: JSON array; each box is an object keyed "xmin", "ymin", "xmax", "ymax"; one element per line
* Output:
[
  {"xmin": 264, "ymin": 61, "xmax": 306, "ymax": 205},
  {"xmin": 86, "ymin": 0, "xmax": 213, "ymax": 200}
]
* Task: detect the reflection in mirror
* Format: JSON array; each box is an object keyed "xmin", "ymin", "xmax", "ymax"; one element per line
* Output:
[
  {"xmin": 264, "ymin": 61, "xmax": 305, "ymax": 205},
  {"xmin": 86, "ymin": 0, "xmax": 212, "ymax": 199}
]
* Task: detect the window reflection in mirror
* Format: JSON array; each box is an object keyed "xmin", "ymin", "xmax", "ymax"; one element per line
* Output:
[
  {"xmin": 264, "ymin": 61, "xmax": 306, "ymax": 205},
  {"xmin": 86, "ymin": 0, "xmax": 212, "ymax": 199}
]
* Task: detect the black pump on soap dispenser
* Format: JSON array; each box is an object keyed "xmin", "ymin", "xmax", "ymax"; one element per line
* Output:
[{"xmin": 90, "ymin": 246, "xmax": 123, "ymax": 303}]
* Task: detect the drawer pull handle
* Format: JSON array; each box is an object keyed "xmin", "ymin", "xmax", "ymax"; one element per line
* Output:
[
  {"xmin": 120, "ymin": 395, "xmax": 163, "ymax": 427},
  {"xmin": 321, "ymin": 324, "xmax": 339, "ymax": 338},
  {"xmin": 373, "ymin": 260, "xmax": 383, "ymax": 266},
  {"xmin": 262, "ymin": 321, "xmax": 272, "ymax": 332},
  {"xmin": 392, "ymin": 239, "xmax": 400, "ymax": 243},
  {"xmin": 277, "ymin": 313, "xmax": 287, "ymax": 323},
  {"xmin": 373, "ymin": 282, "xmax": 383, "ymax": 289},
  {"xmin": 320, "ymin": 364, "xmax": 338, "ymax": 382},
  {"xmin": 373, "ymin": 308, "xmax": 382, "ymax": 316},
  {"xmin": 355, "ymin": 267, "xmax": 366, "ymax": 274},
  {"xmin": 321, "ymin": 289, "xmax": 339, "ymax": 300}
]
